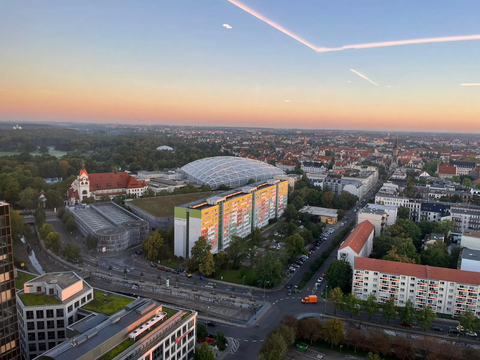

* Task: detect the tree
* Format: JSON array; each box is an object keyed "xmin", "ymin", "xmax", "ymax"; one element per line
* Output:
[
  {"xmin": 224, "ymin": 235, "xmax": 247, "ymax": 269},
  {"xmin": 344, "ymin": 293, "xmax": 361, "ymax": 318},
  {"xmin": 284, "ymin": 204, "xmax": 297, "ymax": 222},
  {"xmin": 254, "ymin": 252, "xmax": 284, "ymax": 287},
  {"xmin": 416, "ymin": 305, "xmax": 436, "ymax": 330},
  {"xmin": 191, "ymin": 236, "xmax": 211, "ymax": 263},
  {"xmin": 197, "ymin": 324, "xmax": 208, "ymax": 340},
  {"xmin": 34, "ymin": 206, "xmax": 46, "ymax": 226},
  {"xmin": 260, "ymin": 332, "xmax": 288, "ymax": 360},
  {"xmin": 322, "ymin": 191, "xmax": 334, "ymax": 208},
  {"xmin": 45, "ymin": 232, "xmax": 62, "ymax": 254},
  {"xmin": 345, "ymin": 328, "xmax": 365, "ymax": 353},
  {"xmin": 142, "ymin": 231, "xmax": 165, "ymax": 261},
  {"xmin": 19, "ymin": 187, "xmax": 39, "ymax": 210},
  {"xmin": 383, "ymin": 242, "xmax": 419, "ymax": 264},
  {"xmin": 297, "ymin": 318, "xmax": 322, "ymax": 343},
  {"xmin": 193, "ymin": 342, "xmax": 215, "ymax": 360},
  {"xmin": 250, "ymin": 227, "xmax": 263, "ymax": 246},
  {"xmin": 140, "ymin": 271, "xmax": 145, "ymax": 282},
  {"xmin": 10, "ymin": 210, "xmax": 28, "ymax": 241},
  {"xmin": 292, "ymin": 196, "xmax": 304, "ymax": 211},
  {"xmin": 285, "ymin": 233, "xmax": 306, "ymax": 262},
  {"xmin": 421, "ymin": 242, "xmax": 449, "ymax": 267},
  {"xmin": 367, "ymin": 353, "xmax": 383, "ymax": 360},
  {"xmin": 99, "ymin": 195, "xmax": 110, "ymax": 202},
  {"xmin": 39, "ymin": 223, "xmax": 54, "ymax": 241},
  {"xmin": 326, "ymin": 260, "xmax": 352, "ymax": 293},
  {"xmin": 273, "ymin": 323, "xmax": 296, "ymax": 346},
  {"xmin": 382, "ymin": 298, "xmax": 397, "ymax": 325},
  {"xmin": 63, "ymin": 242, "xmax": 82, "ymax": 262},
  {"xmin": 459, "ymin": 308, "xmax": 477, "ymax": 333},
  {"xmin": 322, "ymin": 318, "xmax": 344, "ymax": 348},
  {"xmin": 363, "ymin": 294, "xmax": 379, "ymax": 321},
  {"xmin": 398, "ymin": 206, "xmax": 410, "ymax": 220},
  {"xmin": 199, "ymin": 250, "xmax": 215, "ymax": 276},
  {"xmin": 329, "ymin": 287, "xmax": 344, "ymax": 316},
  {"xmin": 142, "ymin": 188, "xmax": 155, "ymax": 198},
  {"xmin": 65, "ymin": 217, "xmax": 76, "ymax": 232},
  {"xmin": 394, "ymin": 336, "xmax": 416, "ymax": 360},
  {"xmin": 45, "ymin": 189, "xmax": 64, "ymax": 209},
  {"xmin": 38, "ymin": 145, "xmax": 49, "ymax": 154},
  {"xmin": 85, "ymin": 234, "xmax": 98, "ymax": 251},
  {"xmin": 215, "ymin": 331, "xmax": 227, "ymax": 351},
  {"xmin": 432, "ymin": 219, "xmax": 455, "ymax": 238},
  {"xmin": 400, "ymin": 299, "xmax": 415, "ymax": 325},
  {"xmin": 462, "ymin": 178, "xmax": 472, "ymax": 188}
]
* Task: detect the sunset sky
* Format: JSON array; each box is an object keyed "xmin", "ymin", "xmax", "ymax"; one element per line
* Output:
[{"xmin": 1, "ymin": 0, "xmax": 479, "ymax": 132}]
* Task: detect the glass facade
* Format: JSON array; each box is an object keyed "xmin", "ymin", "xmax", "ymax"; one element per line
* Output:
[
  {"xmin": 0, "ymin": 203, "xmax": 21, "ymax": 360},
  {"xmin": 181, "ymin": 156, "xmax": 285, "ymax": 188}
]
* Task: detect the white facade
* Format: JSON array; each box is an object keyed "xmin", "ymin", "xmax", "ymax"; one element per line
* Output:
[
  {"xmin": 375, "ymin": 194, "xmax": 422, "ymax": 222},
  {"xmin": 338, "ymin": 221, "xmax": 375, "ymax": 268},
  {"xmin": 17, "ymin": 272, "xmax": 94, "ymax": 360},
  {"xmin": 353, "ymin": 258, "xmax": 480, "ymax": 316},
  {"xmin": 452, "ymin": 208, "xmax": 480, "ymax": 233},
  {"xmin": 358, "ymin": 208, "xmax": 388, "ymax": 237},
  {"xmin": 461, "ymin": 250, "xmax": 480, "ymax": 272},
  {"xmin": 461, "ymin": 231, "xmax": 480, "ymax": 251}
]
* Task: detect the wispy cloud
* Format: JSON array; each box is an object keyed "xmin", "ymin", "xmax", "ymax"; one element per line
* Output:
[
  {"xmin": 284, "ymin": 100, "xmax": 291, "ymax": 103},
  {"xmin": 228, "ymin": 0, "xmax": 480, "ymax": 53},
  {"xmin": 350, "ymin": 69, "xmax": 378, "ymax": 86},
  {"xmin": 460, "ymin": 83, "xmax": 480, "ymax": 86},
  {"xmin": 223, "ymin": 24, "xmax": 232, "ymax": 29}
]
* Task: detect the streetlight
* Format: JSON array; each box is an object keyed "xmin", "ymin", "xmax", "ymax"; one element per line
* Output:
[{"xmin": 324, "ymin": 285, "xmax": 328, "ymax": 313}]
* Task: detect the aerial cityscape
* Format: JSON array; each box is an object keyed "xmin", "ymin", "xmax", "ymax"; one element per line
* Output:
[{"xmin": 1, "ymin": 1, "xmax": 480, "ymax": 360}]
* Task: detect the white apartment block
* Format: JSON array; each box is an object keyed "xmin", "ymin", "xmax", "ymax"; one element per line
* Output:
[
  {"xmin": 357, "ymin": 204, "xmax": 396, "ymax": 237},
  {"xmin": 16, "ymin": 272, "xmax": 94, "ymax": 360},
  {"xmin": 375, "ymin": 194, "xmax": 422, "ymax": 222},
  {"xmin": 461, "ymin": 230, "xmax": 480, "ymax": 251},
  {"xmin": 353, "ymin": 257, "xmax": 480, "ymax": 317},
  {"xmin": 452, "ymin": 208, "xmax": 480, "ymax": 233},
  {"xmin": 338, "ymin": 221, "xmax": 374, "ymax": 268}
]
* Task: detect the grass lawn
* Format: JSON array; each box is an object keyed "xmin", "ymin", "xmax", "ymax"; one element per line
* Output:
[
  {"xmin": 129, "ymin": 192, "xmax": 219, "ymax": 218},
  {"xmin": 161, "ymin": 258, "xmax": 183, "ymax": 269},
  {"xmin": 211, "ymin": 265, "xmax": 258, "ymax": 286},
  {"xmin": 82, "ymin": 289, "xmax": 134, "ymax": 315},
  {"xmin": 19, "ymin": 293, "xmax": 61, "ymax": 306},
  {"xmin": 15, "ymin": 271, "xmax": 37, "ymax": 290},
  {"xmin": 99, "ymin": 339, "xmax": 134, "ymax": 360}
]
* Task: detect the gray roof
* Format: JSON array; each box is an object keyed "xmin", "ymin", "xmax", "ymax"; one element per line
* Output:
[
  {"xmin": 28, "ymin": 272, "xmax": 81, "ymax": 290},
  {"xmin": 299, "ymin": 206, "xmax": 338, "ymax": 217},
  {"xmin": 462, "ymin": 249, "xmax": 480, "ymax": 262}
]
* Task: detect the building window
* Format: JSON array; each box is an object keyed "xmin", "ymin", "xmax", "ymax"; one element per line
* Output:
[
  {"xmin": 37, "ymin": 321, "xmax": 45, "ymax": 330},
  {"xmin": 57, "ymin": 330, "xmax": 65, "ymax": 339},
  {"xmin": 29, "ymin": 343, "xmax": 36, "ymax": 352},
  {"xmin": 68, "ymin": 305, "xmax": 73, "ymax": 313},
  {"xmin": 81, "ymin": 297, "xmax": 86, "ymax": 305},
  {"xmin": 46, "ymin": 309, "xmax": 54, "ymax": 318},
  {"xmin": 38, "ymin": 332, "xmax": 46, "ymax": 340},
  {"xmin": 49, "ymin": 288, "xmax": 54, "ymax": 295},
  {"xmin": 27, "ymin": 322, "xmax": 35, "ymax": 331},
  {"xmin": 28, "ymin": 333, "xmax": 36, "ymax": 341},
  {"xmin": 47, "ymin": 320, "xmax": 55, "ymax": 329},
  {"xmin": 57, "ymin": 319, "xmax": 64, "ymax": 328},
  {"xmin": 39, "ymin": 342, "xmax": 46, "ymax": 351},
  {"xmin": 36, "ymin": 310, "xmax": 44, "ymax": 319},
  {"xmin": 49, "ymin": 342, "xmax": 56, "ymax": 349},
  {"xmin": 75, "ymin": 301, "xmax": 79, "ymax": 308},
  {"xmin": 68, "ymin": 316, "xmax": 74, "ymax": 325},
  {"xmin": 87, "ymin": 293, "xmax": 92, "ymax": 301},
  {"xmin": 48, "ymin": 331, "xmax": 56, "ymax": 340},
  {"xmin": 56, "ymin": 309, "xmax": 64, "ymax": 317},
  {"xmin": 26, "ymin": 311, "xmax": 34, "ymax": 320}
]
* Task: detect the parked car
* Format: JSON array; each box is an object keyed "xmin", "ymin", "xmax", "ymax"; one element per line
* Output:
[
  {"xmin": 431, "ymin": 326, "xmax": 443, "ymax": 332},
  {"xmin": 166, "ymin": 268, "xmax": 172, "ymax": 273},
  {"xmin": 289, "ymin": 267, "xmax": 296, "ymax": 273},
  {"xmin": 401, "ymin": 322, "xmax": 412, "ymax": 327},
  {"xmin": 321, "ymin": 274, "xmax": 326, "ymax": 279},
  {"xmin": 206, "ymin": 321, "xmax": 216, "ymax": 327},
  {"xmin": 157, "ymin": 266, "xmax": 166, "ymax": 271},
  {"xmin": 292, "ymin": 264, "xmax": 300, "ymax": 268},
  {"xmin": 186, "ymin": 273, "xmax": 192, "ymax": 278},
  {"xmin": 467, "ymin": 331, "xmax": 478, "ymax": 337},
  {"xmin": 150, "ymin": 262, "xmax": 157, "ymax": 267},
  {"xmin": 135, "ymin": 250, "xmax": 142, "ymax": 255},
  {"xmin": 448, "ymin": 327, "xmax": 460, "ymax": 335},
  {"xmin": 287, "ymin": 289, "xmax": 292, "ymax": 296},
  {"xmin": 285, "ymin": 283, "xmax": 292, "ymax": 289},
  {"xmin": 317, "ymin": 278, "xmax": 323, "ymax": 283}
]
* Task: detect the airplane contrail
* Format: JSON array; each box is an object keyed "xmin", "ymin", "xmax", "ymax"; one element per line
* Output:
[
  {"xmin": 350, "ymin": 69, "xmax": 378, "ymax": 86},
  {"xmin": 460, "ymin": 83, "xmax": 480, "ymax": 86},
  {"xmin": 228, "ymin": 0, "xmax": 480, "ymax": 53}
]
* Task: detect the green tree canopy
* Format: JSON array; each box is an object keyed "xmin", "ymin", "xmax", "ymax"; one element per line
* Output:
[
  {"xmin": 10, "ymin": 210, "xmax": 28, "ymax": 241},
  {"xmin": 63, "ymin": 242, "xmax": 82, "ymax": 262},
  {"xmin": 19, "ymin": 187, "xmax": 39, "ymax": 210},
  {"xmin": 250, "ymin": 227, "xmax": 263, "ymax": 246},
  {"xmin": 85, "ymin": 234, "xmax": 99, "ymax": 251},
  {"xmin": 326, "ymin": 260, "xmax": 352, "ymax": 293},
  {"xmin": 193, "ymin": 342, "xmax": 215, "ymax": 360},
  {"xmin": 322, "ymin": 318, "xmax": 345, "ymax": 348},
  {"xmin": 254, "ymin": 251, "xmax": 284, "ymax": 287},
  {"xmin": 142, "ymin": 231, "xmax": 165, "ymax": 261},
  {"xmin": 421, "ymin": 242, "xmax": 449, "ymax": 267},
  {"xmin": 285, "ymin": 233, "xmax": 306, "ymax": 262},
  {"xmin": 344, "ymin": 293, "xmax": 361, "ymax": 318},
  {"xmin": 363, "ymin": 293, "xmax": 379, "ymax": 321},
  {"xmin": 224, "ymin": 235, "xmax": 247, "ymax": 269},
  {"xmin": 416, "ymin": 305, "xmax": 436, "ymax": 330},
  {"xmin": 39, "ymin": 222, "xmax": 54, "ymax": 241},
  {"xmin": 199, "ymin": 250, "xmax": 215, "ymax": 276},
  {"xmin": 400, "ymin": 299, "xmax": 415, "ymax": 324},
  {"xmin": 382, "ymin": 298, "xmax": 397, "ymax": 325},
  {"xmin": 397, "ymin": 206, "xmax": 410, "ymax": 220},
  {"xmin": 45, "ymin": 232, "xmax": 62, "ymax": 254},
  {"xmin": 329, "ymin": 287, "xmax": 344, "ymax": 316}
]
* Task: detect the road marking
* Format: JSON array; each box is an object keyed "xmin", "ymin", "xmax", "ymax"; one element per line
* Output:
[
  {"xmin": 281, "ymin": 298, "xmax": 284, "ymax": 301},
  {"xmin": 252, "ymin": 340, "xmax": 257, "ymax": 342},
  {"xmin": 244, "ymin": 339, "xmax": 249, "ymax": 342}
]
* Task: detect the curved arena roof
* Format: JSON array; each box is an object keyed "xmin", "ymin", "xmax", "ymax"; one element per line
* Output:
[{"xmin": 181, "ymin": 156, "xmax": 285, "ymax": 188}]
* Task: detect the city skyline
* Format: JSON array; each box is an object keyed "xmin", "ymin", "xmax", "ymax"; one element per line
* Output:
[{"xmin": 1, "ymin": 0, "xmax": 480, "ymax": 131}]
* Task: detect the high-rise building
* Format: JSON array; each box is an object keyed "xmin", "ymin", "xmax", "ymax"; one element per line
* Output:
[
  {"xmin": 0, "ymin": 202, "xmax": 22, "ymax": 360},
  {"xmin": 174, "ymin": 180, "xmax": 288, "ymax": 257}
]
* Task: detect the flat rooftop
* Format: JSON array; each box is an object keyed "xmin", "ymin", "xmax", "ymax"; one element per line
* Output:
[
  {"xmin": 464, "ymin": 230, "xmax": 480, "ymax": 238},
  {"xmin": 462, "ymin": 249, "xmax": 480, "ymax": 262},
  {"xmin": 28, "ymin": 271, "xmax": 81, "ymax": 290},
  {"xmin": 128, "ymin": 191, "xmax": 217, "ymax": 217},
  {"xmin": 299, "ymin": 206, "xmax": 338, "ymax": 217},
  {"xmin": 359, "ymin": 207, "xmax": 387, "ymax": 215}
]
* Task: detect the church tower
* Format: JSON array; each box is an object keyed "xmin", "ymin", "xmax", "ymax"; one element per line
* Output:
[{"xmin": 78, "ymin": 161, "xmax": 90, "ymax": 201}]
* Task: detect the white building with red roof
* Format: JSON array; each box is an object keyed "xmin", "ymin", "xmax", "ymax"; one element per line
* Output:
[
  {"xmin": 353, "ymin": 257, "xmax": 480, "ymax": 316},
  {"xmin": 68, "ymin": 166, "xmax": 148, "ymax": 204},
  {"xmin": 337, "ymin": 221, "xmax": 375, "ymax": 268}
]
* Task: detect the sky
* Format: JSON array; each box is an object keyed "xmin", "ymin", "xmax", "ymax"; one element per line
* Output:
[{"xmin": 1, "ymin": 0, "xmax": 479, "ymax": 132}]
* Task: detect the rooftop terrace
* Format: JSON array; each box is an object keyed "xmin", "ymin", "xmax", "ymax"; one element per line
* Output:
[{"xmin": 82, "ymin": 289, "xmax": 134, "ymax": 315}]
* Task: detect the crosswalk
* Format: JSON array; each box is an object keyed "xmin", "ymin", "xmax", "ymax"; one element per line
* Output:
[{"xmin": 227, "ymin": 337, "xmax": 240, "ymax": 354}]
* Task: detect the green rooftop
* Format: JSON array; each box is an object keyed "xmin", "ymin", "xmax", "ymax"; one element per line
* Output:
[
  {"xmin": 129, "ymin": 192, "xmax": 218, "ymax": 218},
  {"xmin": 82, "ymin": 289, "xmax": 134, "ymax": 316},
  {"xmin": 15, "ymin": 271, "xmax": 37, "ymax": 290},
  {"xmin": 19, "ymin": 293, "xmax": 61, "ymax": 306}
]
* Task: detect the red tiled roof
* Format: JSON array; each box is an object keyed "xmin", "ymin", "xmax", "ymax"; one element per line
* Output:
[
  {"xmin": 68, "ymin": 188, "xmax": 79, "ymax": 199},
  {"xmin": 354, "ymin": 257, "xmax": 480, "ymax": 286},
  {"xmin": 339, "ymin": 221, "xmax": 374, "ymax": 254},
  {"xmin": 88, "ymin": 172, "xmax": 146, "ymax": 191},
  {"xmin": 79, "ymin": 168, "xmax": 89, "ymax": 177},
  {"xmin": 438, "ymin": 163, "xmax": 456, "ymax": 175}
]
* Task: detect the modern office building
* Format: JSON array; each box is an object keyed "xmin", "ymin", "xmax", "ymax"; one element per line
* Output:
[
  {"xmin": 0, "ymin": 202, "xmax": 22, "ymax": 360},
  {"xmin": 16, "ymin": 272, "xmax": 94, "ymax": 360},
  {"xmin": 35, "ymin": 297, "xmax": 197, "ymax": 360},
  {"xmin": 174, "ymin": 179, "xmax": 288, "ymax": 257},
  {"xmin": 181, "ymin": 156, "xmax": 285, "ymax": 189},
  {"xmin": 67, "ymin": 202, "xmax": 149, "ymax": 252},
  {"xmin": 338, "ymin": 221, "xmax": 375, "ymax": 268},
  {"xmin": 353, "ymin": 257, "xmax": 480, "ymax": 316}
]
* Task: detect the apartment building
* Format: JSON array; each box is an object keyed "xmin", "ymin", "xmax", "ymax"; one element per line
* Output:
[
  {"xmin": 36, "ymin": 298, "xmax": 197, "ymax": 360},
  {"xmin": 174, "ymin": 180, "xmax": 288, "ymax": 257},
  {"xmin": 0, "ymin": 202, "xmax": 21, "ymax": 360},
  {"xmin": 375, "ymin": 194, "xmax": 422, "ymax": 222},
  {"xmin": 419, "ymin": 203, "xmax": 451, "ymax": 222},
  {"xmin": 452, "ymin": 208, "xmax": 480, "ymax": 233},
  {"xmin": 16, "ymin": 272, "xmax": 94, "ymax": 360},
  {"xmin": 338, "ymin": 221, "xmax": 375, "ymax": 268},
  {"xmin": 460, "ymin": 249, "xmax": 480, "ymax": 273},
  {"xmin": 461, "ymin": 231, "xmax": 480, "ymax": 251},
  {"xmin": 357, "ymin": 204, "xmax": 396, "ymax": 237},
  {"xmin": 353, "ymin": 257, "xmax": 480, "ymax": 316}
]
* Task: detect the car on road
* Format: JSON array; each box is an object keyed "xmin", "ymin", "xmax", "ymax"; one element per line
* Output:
[
  {"xmin": 317, "ymin": 278, "xmax": 323, "ymax": 283},
  {"xmin": 285, "ymin": 283, "xmax": 292, "ymax": 289},
  {"xmin": 150, "ymin": 262, "xmax": 157, "ymax": 267},
  {"xmin": 431, "ymin": 326, "xmax": 443, "ymax": 332},
  {"xmin": 401, "ymin": 322, "xmax": 412, "ymax": 327},
  {"xmin": 448, "ymin": 327, "xmax": 460, "ymax": 335},
  {"xmin": 310, "ymin": 246, "xmax": 317, "ymax": 251},
  {"xmin": 467, "ymin": 331, "xmax": 478, "ymax": 337},
  {"xmin": 321, "ymin": 273, "xmax": 326, "ymax": 279},
  {"xmin": 225, "ymin": 286, "xmax": 233, "ymax": 292},
  {"xmin": 135, "ymin": 250, "xmax": 142, "ymax": 255},
  {"xmin": 314, "ymin": 282, "xmax": 321, "ymax": 288},
  {"xmin": 206, "ymin": 321, "xmax": 216, "ymax": 327},
  {"xmin": 157, "ymin": 266, "xmax": 166, "ymax": 271},
  {"xmin": 186, "ymin": 273, "xmax": 192, "ymax": 278},
  {"xmin": 287, "ymin": 289, "xmax": 292, "ymax": 296}
]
